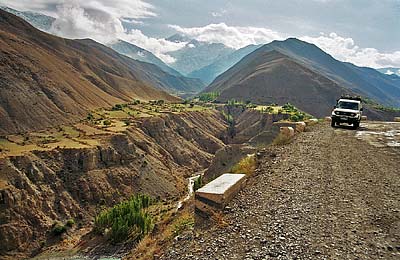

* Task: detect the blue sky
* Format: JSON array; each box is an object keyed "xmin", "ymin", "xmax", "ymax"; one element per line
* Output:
[{"xmin": 1, "ymin": 0, "xmax": 399, "ymax": 67}]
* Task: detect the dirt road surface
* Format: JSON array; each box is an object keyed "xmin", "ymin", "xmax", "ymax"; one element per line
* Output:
[{"xmin": 161, "ymin": 122, "xmax": 400, "ymax": 259}]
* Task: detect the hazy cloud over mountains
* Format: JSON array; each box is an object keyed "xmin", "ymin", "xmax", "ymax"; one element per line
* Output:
[
  {"xmin": 169, "ymin": 23, "xmax": 285, "ymax": 49},
  {"xmin": 1, "ymin": 0, "xmax": 399, "ymax": 68}
]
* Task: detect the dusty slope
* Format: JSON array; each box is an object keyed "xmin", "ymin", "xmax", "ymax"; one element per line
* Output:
[
  {"xmin": 0, "ymin": 10, "xmax": 181, "ymax": 135},
  {"xmin": 0, "ymin": 111, "xmax": 227, "ymax": 259},
  {"xmin": 162, "ymin": 123, "xmax": 400, "ymax": 259}
]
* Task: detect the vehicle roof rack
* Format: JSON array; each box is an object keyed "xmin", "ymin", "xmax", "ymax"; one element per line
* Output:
[{"xmin": 340, "ymin": 95, "xmax": 362, "ymax": 101}]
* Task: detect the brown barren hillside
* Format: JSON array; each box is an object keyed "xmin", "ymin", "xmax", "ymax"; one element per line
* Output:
[
  {"xmin": 206, "ymin": 50, "xmax": 351, "ymax": 118},
  {"xmin": 0, "ymin": 10, "xmax": 179, "ymax": 135},
  {"xmin": 205, "ymin": 49, "xmax": 400, "ymax": 120}
]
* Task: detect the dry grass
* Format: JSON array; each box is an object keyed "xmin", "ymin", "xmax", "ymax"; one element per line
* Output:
[
  {"xmin": 272, "ymin": 133, "xmax": 293, "ymax": 145},
  {"xmin": 210, "ymin": 210, "xmax": 229, "ymax": 228},
  {"xmin": 129, "ymin": 206, "xmax": 194, "ymax": 260},
  {"xmin": 231, "ymin": 154, "xmax": 256, "ymax": 175}
]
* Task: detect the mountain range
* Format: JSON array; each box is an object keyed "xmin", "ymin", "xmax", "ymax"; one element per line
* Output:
[
  {"xmin": 166, "ymin": 35, "xmax": 235, "ymax": 75},
  {"xmin": 108, "ymin": 39, "xmax": 205, "ymax": 93},
  {"xmin": 188, "ymin": 44, "xmax": 262, "ymax": 84},
  {"xmin": 205, "ymin": 38, "xmax": 400, "ymax": 119},
  {"xmin": 0, "ymin": 10, "xmax": 184, "ymax": 134},
  {"xmin": 1, "ymin": 6, "xmax": 399, "ymax": 123},
  {"xmin": 0, "ymin": 6, "xmax": 55, "ymax": 32},
  {"xmin": 377, "ymin": 67, "xmax": 400, "ymax": 77}
]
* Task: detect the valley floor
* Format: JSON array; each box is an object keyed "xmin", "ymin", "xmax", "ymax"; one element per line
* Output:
[{"xmin": 161, "ymin": 122, "xmax": 400, "ymax": 259}]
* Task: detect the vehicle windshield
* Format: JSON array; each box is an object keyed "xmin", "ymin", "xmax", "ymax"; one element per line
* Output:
[{"xmin": 337, "ymin": 101, "xmax": 359, "ymax": 110}]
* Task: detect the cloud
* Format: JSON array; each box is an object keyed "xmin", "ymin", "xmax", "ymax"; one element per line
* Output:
[
  {"xmin": 169, "ymin": 23, "xmax": 285, "ymax": 49},
  {"xmin": 300, "ymin": 33, "xmax": 400, "ymax": 68},
  {"xmin": 169, "ymin": 23, "xmax": 400, "ymax": 68},
  {"xmin": 118, "ymin": 29, "xmax": 186, "ymax": 63},
  {"xmin": 2, "ymin": 0, "xmax": 155, "ymax": 18},
  {"xmin": 3, "ymin": 0, "xmax": 184, "ymax": 63},
  {"xmin": 211, "ymin": 9, "xmax": 227, "ymax": 17}
]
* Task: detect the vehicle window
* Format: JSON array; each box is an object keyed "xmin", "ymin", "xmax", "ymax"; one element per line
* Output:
[{"xmin": 337, "ymin": 101, "xmax": 359, "ymax": 110}]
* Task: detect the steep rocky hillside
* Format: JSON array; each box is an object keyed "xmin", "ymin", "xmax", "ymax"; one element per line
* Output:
[
  {"xmin": 0, "ymin": 10, "xmax": 184, "ymax": 135},
  {"xmin": 0, "ymin": 111, "xmax": 227, "ymax": 259}
]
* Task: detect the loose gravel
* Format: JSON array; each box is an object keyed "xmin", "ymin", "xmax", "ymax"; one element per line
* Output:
[{"xmin": 161, "ymin": 123, "xmax": 400, "ymax": 260}]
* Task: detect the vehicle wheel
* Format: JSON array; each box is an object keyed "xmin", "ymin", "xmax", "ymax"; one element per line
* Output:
[
  {"xmin": 331, "ymin": 119, "xmax": 336, "ymax": 127},
  {"xmin": 353, "ymin": 122, "xmax": 360, "ymax": 129}
]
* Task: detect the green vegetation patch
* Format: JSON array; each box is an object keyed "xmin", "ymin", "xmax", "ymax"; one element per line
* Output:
[
  {"xmin": 94, "ymin": 194, "xmax": 154, "ymax": 244},
  {"xmin": 197, "ymin": 92, "xmax": 220, "ymax": 102},
  {"xmin": 193, "ymin": 176, "xmax": 203, "ymax": 191}
]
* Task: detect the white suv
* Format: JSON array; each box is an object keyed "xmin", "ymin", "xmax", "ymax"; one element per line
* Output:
[{"xmin": 331, "ymin": 97, "xmax": 363, "ymax": 129}]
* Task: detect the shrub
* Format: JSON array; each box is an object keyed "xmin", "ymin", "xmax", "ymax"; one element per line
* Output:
[
  {"xmin": 282, "ymin": 103, "xmax": 297, "ymax": 113},
  {"xmin": 103, "ymin": 120, "xmax": 112, "ymax": 126},
  {"xmin": 87, "ymin": 113, "xmax": 94, "ymax": 121},
  {"xmin": 193, "ymin": 176, "xmax": 203, "ymax": 191},
  {"xmin": 198, "ymin": 92, "xmax": 219, "ymax": 102},
  {"xmin": 132, "ymin": 99, "xmax": 141, "ymax": 105},
  {"xmin": 265, "ymin": 106, "xmax": 274, "ymax": 113},
  {"xmin": 112, "ymin": 104, "xmax": 124, "ymax": 111},
  {"xmin": 66, "ymin": 219, "xmax": 75, "ymax": 227},
  {"xmin": 231, "ymin": 155, "xmax": 256, "ymax": 175},
  {"xmin": 94, "ymin": 194, "xmax": 154, "ymax": 244},
  {"xmin": 52, "ymin": 223, "xmax": 67, "ymax": 235}
]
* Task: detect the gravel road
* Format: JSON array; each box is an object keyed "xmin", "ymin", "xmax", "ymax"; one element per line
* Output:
[{"xmin": 161, "ymin": 122, "xmax": 400, "ymax": 260}]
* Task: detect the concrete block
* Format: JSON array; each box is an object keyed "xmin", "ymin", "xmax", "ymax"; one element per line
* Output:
[
  {"xmin": 280, "ymin": 126, "xmax": 295, "ymax": 137},
  {"xmin": 295, "ymin": 122, "xmax": 306, "ymax": 132},
  {"xmin": 195, "ymin": 173, "xmax": 246, "ymax": 212},
  {"xmin": 361, "ymin": 116, "xmax": 367, "ymax": 121},
  {"xmin": 305, "ymin": 118, "xmax": 318, "ymax": 126},
  {"xmin": 394, "ymin": 117, "xmax": 400, "ymax": 122},
  {"xmin": 324, "ymin": 116, "xmax": 332, "ymax": 122}
]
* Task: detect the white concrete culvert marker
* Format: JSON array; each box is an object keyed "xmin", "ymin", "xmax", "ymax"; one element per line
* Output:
[
  {"xmin": 195, "ymin": 173, "xmax": 246, "ymax": 213},
  {"xmin": 280, "ymin": 126, "xmax": 295, "ymax": 137},
  {"xmin": 324, "ymin": 116, "xmax": 331, "ymax": 122}
]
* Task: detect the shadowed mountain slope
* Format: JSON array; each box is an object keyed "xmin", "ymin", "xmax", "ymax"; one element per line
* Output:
[
  {"xmin": 109, "ymin": 39, "xmax": 205, "ymax": 93},
  {"xmin": 255, "ymin": 38, "xmax": 400, "ymax": 107},
  {"xmin": 189, "ymin": 44, "xmax": 262, "ymax": 85},
  {"xmin": 206, "ymin": 50, "xmax": 352, "ymax": 118},
  {"xmin": 206, "ymin": 38, "xmax": 400, "ymax": 119}
]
